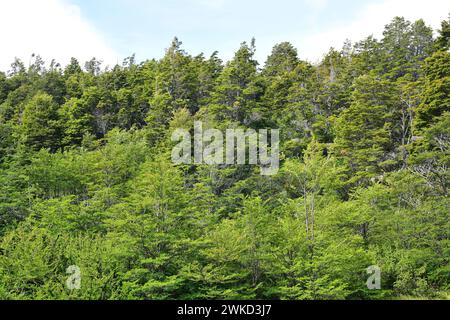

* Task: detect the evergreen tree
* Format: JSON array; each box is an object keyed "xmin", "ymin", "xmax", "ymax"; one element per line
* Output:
[{"xmin": 21, "ymin": 92, "xmax": 61, "ymax": 151}]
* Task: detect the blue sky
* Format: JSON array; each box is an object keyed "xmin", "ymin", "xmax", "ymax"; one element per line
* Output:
[
  {"xmin": 68, "ymin": 0, "xmax": 373, "ymax": 61},
  {"xmin": 0, "ymin": 0, "xmax": 448, "ymax": 70}
]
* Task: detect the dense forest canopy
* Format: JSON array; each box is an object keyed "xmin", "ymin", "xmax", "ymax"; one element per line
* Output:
[{"xmin": 0, "ymin": 15, "xmax": 449, "ymax": 300}]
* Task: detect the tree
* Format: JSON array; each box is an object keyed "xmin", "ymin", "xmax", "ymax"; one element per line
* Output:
[
  {"xmin": 105, "ymin": 155, "xmax": 193, "ymax": 299},
  {"xmin": 334, "ymin": 75, "xmax": 399, "ymax": 185},
  {"xmin": 380, "ymin": 17, "xmax": 433, "ymax": 80},
  {"xmin": 210, "ymin": 39, "xmax": 264, "ymax": 127},
  {"xmin": 414, "ymin": 51, "xmax": 450, "ymax": 131},
  {"xmin": 65, "ymin": 58, "xmax": 83, "ymax": 76},
  {"xmin": 21, "ymin": 92, "xmax": 61, "ymax": 151},
  {"xmin": 59, "ymin": 97, "xmax": 94, "ymax": 147},
  {"xmin": 435, "ymin": 14, "xmax": 450, "ymax": 51},
  {"xmin": 263, "ymin": 42, "xmax": 299, "ymax": 77},
  {"xmin": 84, "ymin": 58, "xmax": 102, "ymax": 76}
]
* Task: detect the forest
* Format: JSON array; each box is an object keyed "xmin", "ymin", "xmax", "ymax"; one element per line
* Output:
[{"xmin": 0, "ymin": 15, "xmax": 448, "ymax": 300}]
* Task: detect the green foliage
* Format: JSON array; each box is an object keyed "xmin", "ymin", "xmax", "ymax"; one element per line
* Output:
[
  {"xmin": 414, "ymin": 51, "xmax": 450, "ymax": 131},
  {"xmin": 334, "ymin": 75, "xmax": 399, "ymax": 184},
  {"xmin": 21, "ymin": 92, "xmax": 61, "ymax": 151},
  {"xmin": 0, "ymin": 223, "xmax": 124, "ymax": 299},
  {"xmin": 435, "ymin": 14, "xmax": 450, "ymax": 51},
  {"xmin": 0, "ymin": 15, "xmax": 448, "ymax": 300}
]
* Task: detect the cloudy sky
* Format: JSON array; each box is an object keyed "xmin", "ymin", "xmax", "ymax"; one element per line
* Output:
[{"xmin": 0, "ymin": 0, "xmax": 448, "ymax": 71}]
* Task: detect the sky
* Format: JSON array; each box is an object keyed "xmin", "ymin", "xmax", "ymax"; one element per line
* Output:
[{"xmin": 0, "ymin": 0, "xmax": 448, "ymax": 71}]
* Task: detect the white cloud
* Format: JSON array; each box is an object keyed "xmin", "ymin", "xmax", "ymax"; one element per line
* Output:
[
  {"xmin": 0, "ymin": 0, "xmax": 120, "ymax": 72},
  {"xmin": 297, "ymin": 0, "xmax": 449, "ymax": 63}
]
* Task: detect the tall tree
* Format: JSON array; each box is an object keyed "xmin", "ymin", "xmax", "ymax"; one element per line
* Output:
[{"xmin": 334, "ymin": 75, "xmax": 399, "ymax": 185}]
